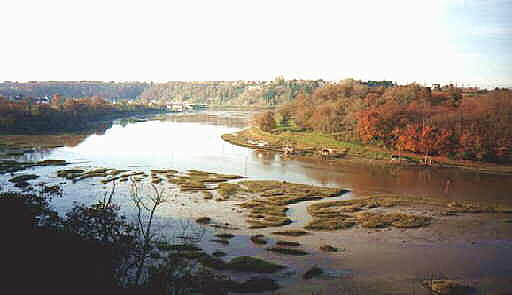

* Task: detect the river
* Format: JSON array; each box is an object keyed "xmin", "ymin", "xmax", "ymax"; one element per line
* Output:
[
  {"xmin": 1, "ymin": 110, "xmax": 511, "ymax": 294},
  {"xmin": 4, "ymin": 111, "xmax": 511, "ymax": 202}
]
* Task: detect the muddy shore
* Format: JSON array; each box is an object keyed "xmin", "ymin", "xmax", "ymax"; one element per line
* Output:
[
  {"xmin": 154, "ymin": 173, "xmax": 512, "ymax": 294},
  {"xmin": 7, "ymin": 163, "xmax": 510, "ymax": 294}
]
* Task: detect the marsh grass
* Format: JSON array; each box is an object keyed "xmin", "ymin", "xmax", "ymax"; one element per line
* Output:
[
  {"xmin": 202, "ymin": 191, "xmax": 213, "ymax": 200},
  {"xmin": 215, "ymin": 233, "xmax": 235, "ymax": 239},
  {"xmin": 1, "ymin": 159, "xmax": 68, "ymax": 175},
  {"xmin": 306, "ymin": 196, "xmax": 431, "ymax": 231},
  {"xmin": 225, "ymin": 256, "xmax": 285, "ymax": 273},
  {"xmin": 276, "ymin": 240, "xmax": 301, "ymax": 247},
  {"xmin": 236, "ymin": 180, "xmax": 345, "ymax": 228},
  {"xmin": 212, "ymin": 251, "xmax": 227, "ymax": 257},
  {"xmin": 250, "ymin": 234, "xmax": 268, "ymax": 245},
  {"xmin": 356, "ymin": 212, "xmax": 431, "ymax": 229},
  {"xmin": 319, "ymin": 245, "xmax": 338, "ymax": 252},
  {"xmin": 216, "ymin": 183, "xmax": 241, "ymax": 199},
  {"xmin": 195, "ymin": 217, "xmax": 211, "ymax": 224},
  {"xmin": 266, "ymin": 247, "xmax": 309, "ymax": 256},
  {"xmin": 8, "ymin": 174, "xmax": 39, "ymax": 183},
  {"xmin": 305, "ymin": 219, "xmax": 356, "ymax": 231},
  {"xmin": 306, "ymin": 195, "xmax": 512, "ymax": 231},
  {"xmin": 302, "ymin": 266, "xmax": 323, "ymax": 280},
  {"xmin": 271, "ymin": 230, "xmax": 309, "ymax": 237},
  {"xmin": 210, "ymin": 239, "xmax": 230, "ymax": 245}
]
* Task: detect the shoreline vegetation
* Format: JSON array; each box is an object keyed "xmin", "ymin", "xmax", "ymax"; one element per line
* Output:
[
  {"xmin": 0, "ymin": 95, "xmax": 166, "ymax": 134},
  {"xmin": 222, "ymin": 127, "xmax": 512, "ymax": 175},
  {"xmin": 239, "ymin": 79, "xmax": 512, "ymax": 174}
]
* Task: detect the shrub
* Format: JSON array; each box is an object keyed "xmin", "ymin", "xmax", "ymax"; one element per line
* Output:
[{"xmin": 253, "ymin": 111, "xmax": 276, "ymax": 132}]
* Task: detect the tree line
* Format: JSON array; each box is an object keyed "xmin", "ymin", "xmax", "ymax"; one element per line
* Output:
[
  {"xmin": 139, "ymin": 78, "xmax": 325, "ymax": 106},
  {"xmin": 0, "ymin": 79, "xmax": 326, "ymax": 106},
  {"xmin": 0, "ymin": 81, "xmax": 149, "ymax": 101},
  {"xmin": 0, "ymin": 95, "xmax": 163, "ymax": 133},
  {"xmin": 263, "ymin": 79, "xmax": 511, "ymax": 163}
]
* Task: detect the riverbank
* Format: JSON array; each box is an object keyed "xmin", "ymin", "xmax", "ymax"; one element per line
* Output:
[
  {"xmin": 0, "ymin": 107, "xmax": 166, "ymax": 135},
  {"xmin": 222, "ymin": 127, "xmax": 512, "ymax": 175},
  {"xmin": 0, "ymin": 111, "xmax": 167, "ymax": 158}
]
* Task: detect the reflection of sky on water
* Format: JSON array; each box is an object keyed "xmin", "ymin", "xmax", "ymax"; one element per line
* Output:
[
  {"xmin": 1, "ymin": 111, "xmax": 512, "ymax": 209},
  {"xmin": 40, "ymin": 119, "xmax": 339, "ymax": 187},
  {"xmin": 50, "ymin": 121, "xmax": 248, "ymax": 171}
]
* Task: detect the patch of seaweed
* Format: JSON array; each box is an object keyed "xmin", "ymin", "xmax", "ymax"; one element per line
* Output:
[
  {"xmin": 305, "ymin": 196, "xmax": 433, "ymax": 230},
  {"xmin": 225, "ymin": 256, "xmax": 285, "ymax": 273},
  {"xmin": 216, "ymin": 183, "xmax": 241, "ymax": 200},
  {"xmin": 250, "ymin": 234, "xmax": 267, "ymax": 245},
  {"xmin": 266, "ymin": 247, "xmax": 309, "ymax": 256},
  {"xmin": 271, "ymin": 230, "xmax": 309, "ymax": 237},
  {"xmin": 215, "ymin": 233, "xmax": 235, "ymax": 239},
  {"xmin": 8, "ymin": 174, "xmax": 39, "ymax": 183},
  {"xmin": 276, "ymin": 240, "xmax": 300, "ymax": 247},
  {"xmin": 319, "ymin": 245, "xmax": 338, "ymax": 252},
  {"xmin": 196, "ymin": 217, "xmax": 211, "ymax": 224},
  {"xmin": 236, "ymin": 180, "xmax": 348, "ymax": 229},
  {"xmin": 302, "ymin": 266, "xmax": 323, "ymax": 280}
]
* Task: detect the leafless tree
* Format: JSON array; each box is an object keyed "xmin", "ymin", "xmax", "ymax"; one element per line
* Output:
[{"xmin": 129, "ymin": 178, "xmax": 172, "ymax": 284}]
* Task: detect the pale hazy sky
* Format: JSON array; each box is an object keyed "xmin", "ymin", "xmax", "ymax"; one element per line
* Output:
[{"xmin": 1, "ymin": 0, "xmax": 511, "ymax": 88}]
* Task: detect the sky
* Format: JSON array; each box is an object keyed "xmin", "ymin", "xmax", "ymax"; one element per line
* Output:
[{"xmin": 1, "ymin": 0, "xmax": 511, "ymax": 88}]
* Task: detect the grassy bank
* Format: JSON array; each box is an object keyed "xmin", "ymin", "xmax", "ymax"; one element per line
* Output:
[
  {"xmin": 222, "ymin": 127, "xmax": 391, "ymax": 160},
  {"xmin": 222, "ymin": 127, "xmax": 512, "ymax": 175}
]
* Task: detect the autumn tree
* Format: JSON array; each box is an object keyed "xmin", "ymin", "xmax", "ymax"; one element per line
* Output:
[
  {"xmin": 278, "ymin": 80, "xmax": 510, "ymax": 163},
  {"xmin": 253, "ymin": 111, "xmax": 276, "ymax": 132}
]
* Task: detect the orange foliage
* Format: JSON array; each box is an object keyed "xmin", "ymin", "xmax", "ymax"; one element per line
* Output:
[
  {"xmin": 280, "ymin": 81, "xmax": 512, "ymax": 163},
  {"xmin": 253, "ymin": 111, "xmax": 276, "ymax": 132}
]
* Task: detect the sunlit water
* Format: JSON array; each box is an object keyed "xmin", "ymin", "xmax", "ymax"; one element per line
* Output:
[
  {"xmin": 2, "ymin": 110, "xmax": 512, "ymax": 292},
  {"xmin": 2, "ymin": 110, "xmax": 512, "ymax": 211}
]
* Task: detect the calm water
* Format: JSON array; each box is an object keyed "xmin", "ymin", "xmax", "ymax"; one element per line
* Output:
[
  {"xmin": 2, "ymin": 110, "xmax": 511, "ymax": 294},
  {"xmin": 1, "ymin": 110, "xmax": 512, "ymax": 209}
]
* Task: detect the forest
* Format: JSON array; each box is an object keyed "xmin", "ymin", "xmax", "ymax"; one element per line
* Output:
[
  {"xmin": 1, "ymin": 79, "xmax": 325, "ymax": 106},
  {"xmin": 138, "ymin": 78, "xmax": 325, "ymax": 106},
  {"xmin": 266, "ymin": 80, "xmax": 512, "ymax": 163},
  {"xmin": 0, "ymin": 81, "xmax": 148, "ymax": 101},
  {"xmin": 0, "ymin": 95, "xmax": 163, "ymax": 134}
]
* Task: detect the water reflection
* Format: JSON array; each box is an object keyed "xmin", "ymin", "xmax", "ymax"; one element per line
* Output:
[
  {"xmin": 297, "ymin": 158, "xmax": 512, "ymax": 204},
  {"xmin": 252, "ymin": 150, "xmax": 280, "ymax": 164},
  {"xmin": 161, "ymin": 111, "xmax": 249, "ymax": 129},
  {"xmin": 3, "ymin": 111, "xmax": 512, "ymax": 205}
]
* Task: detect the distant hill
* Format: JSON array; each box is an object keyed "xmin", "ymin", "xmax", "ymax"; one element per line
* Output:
[
  {"xmin": 0, "ymin": 81, "xmax": 150, "ymax": 100},
  {"xmin": 0, "ymin": 79, "xmax": 326, "ymax": 106},
  {"xmin": 138, "ymin": 79, "xmax": 326, "ymax": 106}
]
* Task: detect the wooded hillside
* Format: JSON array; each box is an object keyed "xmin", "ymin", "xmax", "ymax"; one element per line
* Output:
[
  {"xmin": 139, "ymin": 78, "xmax": 325, "ymax": 106},
  {"xmin": 273, "ymin": 80, "xmax": 512, "ymax": 163},
  {"xmin": 0, "ymin": 81, "xmax": 149, "ymax": 100}
]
